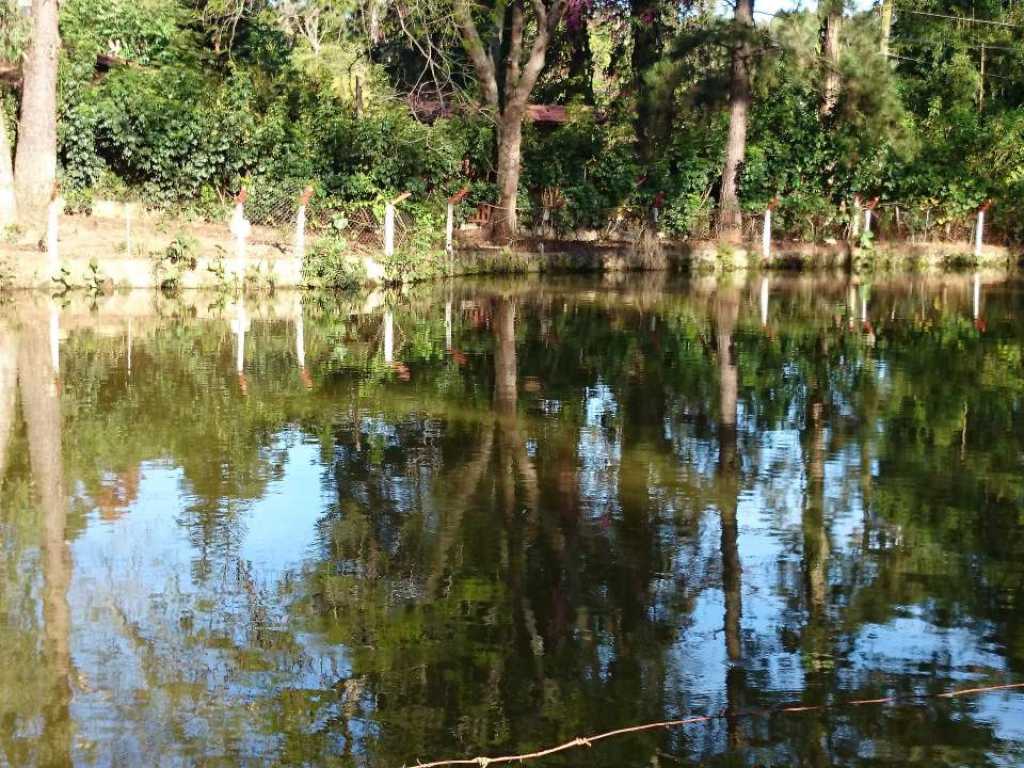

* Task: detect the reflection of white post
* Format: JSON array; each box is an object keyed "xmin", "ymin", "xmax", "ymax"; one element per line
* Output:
[
  {"xmin": 46, "ymin": 197, "xmax": 60, "ymax": 275},
  {"xmin": 49, "ymin": 303, "xmax": 60, "ymax": 376},
  {"xmin": 231, "ymin": 303, "xmax": 248, "ymax": 374},
  {"xmin": 383, "ymin": 310, "xmax": 394, "ymax": 363},
  {"xmin": 762, "ymin": 208, "xmax": 772, "ymax": 259},
  {"xmin": 127, "ymin": 318, "xmax": 133, "ymax": 376},
  {"xmin": 860, "ymin": 286, "xmax": 869, "ymax": 324},
  {"xmin": 445, "ymin": 202, "xmax": 455, "ymax": 256},
  {"xmin": 445, "ymin": 300, "xmax": 452, "ymax": 350},
  {"xmin": 973, "ymin": 273, "xmax": 981, "ymax": 320},
  {"xmin": 974, "ymin": 209, "xmax": 985, "ymax": 257},
  {"xmin": 295, "ymin": 298, "xmax": 305, "ymax": 369},
  {"xmin": 760, "ymin": 276, "xmax": 769, "ymax": 327}
]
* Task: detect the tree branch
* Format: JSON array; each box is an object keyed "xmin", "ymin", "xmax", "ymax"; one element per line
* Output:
[{"xmin": 453, "ymin": 0, "xmax": 500, "ymax": 109}]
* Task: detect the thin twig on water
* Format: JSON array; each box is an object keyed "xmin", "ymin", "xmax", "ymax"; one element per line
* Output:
[{"xmin": 407, "ymin": 681, "xmax": 1024, "ymax": 768}]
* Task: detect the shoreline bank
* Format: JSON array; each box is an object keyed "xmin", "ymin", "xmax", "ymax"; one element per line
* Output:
[{"xmin": 1, "ymin": 213, "xmax": 1018, "ymax": 291}]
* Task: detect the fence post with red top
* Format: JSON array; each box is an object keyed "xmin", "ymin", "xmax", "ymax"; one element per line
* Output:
[{"xmin": 652, "ymin": 191, "xmax": 665, "ymax": 225}]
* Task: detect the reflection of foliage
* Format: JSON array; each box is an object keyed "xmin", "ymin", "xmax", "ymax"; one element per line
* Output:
[{"xmin": 2, "ymin": 279, "xmax": 1024, "ymax": 765}]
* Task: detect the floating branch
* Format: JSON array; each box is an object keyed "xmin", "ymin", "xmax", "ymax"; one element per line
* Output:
[{"xmin": 407, "ymin": 681, "xmax": 1024, "ymax": 768}]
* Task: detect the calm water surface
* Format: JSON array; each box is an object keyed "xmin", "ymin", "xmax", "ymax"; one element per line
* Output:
[{"xmin": 1, "ymin": 273, "xmax": 1023, "ymax": 767}]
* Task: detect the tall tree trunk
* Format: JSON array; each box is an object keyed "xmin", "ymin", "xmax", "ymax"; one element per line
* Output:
[
  {"xmin": 879, "ymin": 0, "xmax": 893, "ymax": 58},
  {"xmin": 0, "ymin": 106, "xmax": 15, "ymax": 230},
  {"xmin": 631, "ymin": 0, "xmax": 663, "ymax": 168},
  {"xmin": 493, "ymin": 110, "xmax": 525, "ymax": 242},
  {"xmin": 718, "ymin": 0, "xmax": 754, "ymax": 241},
  {"xmin": 819, "ymin": 2, "xmax": 842, "ymax": 119},
  {"xmin": 453, "ymin": 0, "xmax": 565, "ymax": 244},
  {"xmin": 14, "ymin": 0, "xmax": 60, "ymax": 222},
  {"xmin": 566, "ymin": 14, "xmax": 595, "ymax": 104},
  {"xmin": 19, "ymin": 316, "xmax": 72, "ymax": 767}
]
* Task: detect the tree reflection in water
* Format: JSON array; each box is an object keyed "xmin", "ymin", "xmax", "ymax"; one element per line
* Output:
[{"xmin": 0, "ymin": 276, "xmax": 1022, "ymax": 767}]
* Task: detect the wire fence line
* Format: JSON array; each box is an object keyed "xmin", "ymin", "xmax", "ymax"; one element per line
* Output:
[{"xmin": 205, "ymin": 182, "xmax": 1002, "ymax": 256}]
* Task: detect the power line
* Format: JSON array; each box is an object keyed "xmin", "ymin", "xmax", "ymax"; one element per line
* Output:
[
  {"xmin": 900, "ymin": 9, "xmax": 1022, "ymax": 29},
  {"xmin": 889, "ymin": 52, "xmax": 1020, "ymax": 81}
]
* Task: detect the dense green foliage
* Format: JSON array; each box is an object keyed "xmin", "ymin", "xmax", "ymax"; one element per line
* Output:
[{"xmin": 3, "ymin": 0, "xmax": 1024, "ymax": 242}]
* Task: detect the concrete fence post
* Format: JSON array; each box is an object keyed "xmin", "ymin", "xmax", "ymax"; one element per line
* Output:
[
  {"xmin": 384, "ymin": 192, "xmax": 411, "ymax": 259},
  {"xmin": 445, "ymin": 203, "xmax": 455, "ymax": 256},
  {"xmin": 762, "ymin": 197, "xmax": 778, "ymax": 260},
  {"xmin": 446, "ymin": 187, "xmax": 470, "ymax": 271},
  {"xmin": 974, "ymin": 200, "xmax": 991, "ymax": 258},
  {"xmin": 296, "ymin": 186, "xmax": 314, "ymax": 261},
  {"xmin": 46, "ymin": 189, "xmax": 61, "ymax": 275},
  {"xmin": 230, "ymin": 189, "xmax": 251, "ymax": 279}
]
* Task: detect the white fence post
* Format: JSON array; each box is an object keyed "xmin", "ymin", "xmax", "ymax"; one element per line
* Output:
[
  {"xmin": 46, "ymin": 192, "xmax": 61, "ymax": 275},
  {"xmin": 974, "ymin": 201, "xmax": 990, "ymax": 258},
  {"xmin": 230, "ymin": 189, "xmax": 251, "ymax": 279},
  {"xmin": 296, "ymin": 186, "xmax": 313, "ymax": 261},
  {"xmin": 445, "ymin": 202, "xmax": 455, "ymax": 256},
  {"xmin": 383, "ymin": 192, "xmax": 411, "ymax": 259}
]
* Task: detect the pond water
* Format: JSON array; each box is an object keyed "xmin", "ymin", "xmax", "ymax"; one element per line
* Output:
[{"xmin": 1, "ymin": 273, "xmax": 1023, "ymax": 767}]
